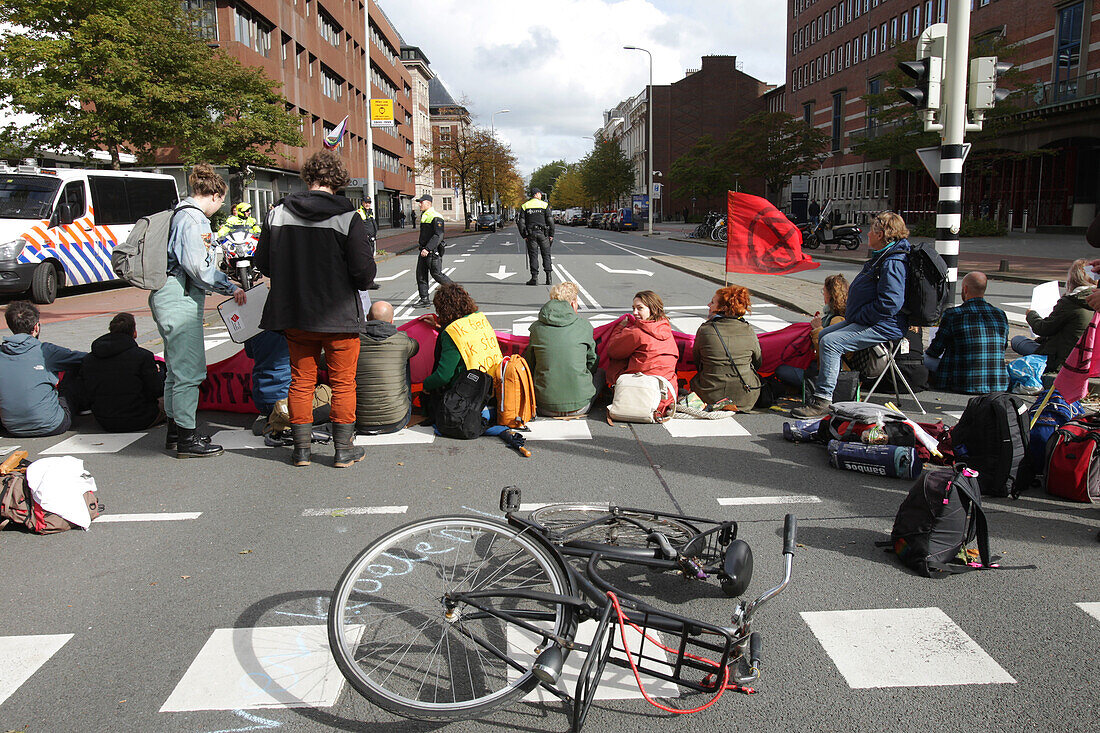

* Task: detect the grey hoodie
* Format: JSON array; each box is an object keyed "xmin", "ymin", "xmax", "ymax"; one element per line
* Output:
[{"xmin": 0, "ymin": 333, "xmax": 86, "ymax": 436}]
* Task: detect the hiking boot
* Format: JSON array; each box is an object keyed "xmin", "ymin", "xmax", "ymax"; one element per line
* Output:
[
  {"xmin": 526, "ymin": 276, "xmax": 538, "ymax": 286},
  {"xmin": 165, "ymin": 419, "xmax": 178, "ymax": 450},
  {"xmin": 790, "ymin": 397, "xmax": 832, "ymax": 419},
  {"xmin": 412, "ymin": 298, "xmax": 432, "ymax": 308},
  {"xmin": 290, "ymin": 424, "xmax": 313, "ymax": 467},
  {"xmin": 176, "ymin": 427, "xmax": 224, "ymax": 458},
  {"xmin": 332, "ymin": 423, "xmax": 365, "ymax": 468},
  {"xmin": 366, "ymin": 282, "xmax": 381, "ymax": 290},
  {"xmin": 544, "ymin": 272, "xmax": 552, "ymax": 285}
]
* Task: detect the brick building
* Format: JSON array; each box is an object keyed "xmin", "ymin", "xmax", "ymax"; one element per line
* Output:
[
  {"xmin": 400, "ymin": 42, "xmax": 435, "ymax": 210},
  {"xmin": 428, "ymin": 77, "xmax": 473, "ymax": 226},
  {"xmin": 784, "ymin": 0, "xmax": 1100, "ymax": 231},
  {"xmin": 151, "ymin": 1, "xmax": 417, "ymax": 225}
]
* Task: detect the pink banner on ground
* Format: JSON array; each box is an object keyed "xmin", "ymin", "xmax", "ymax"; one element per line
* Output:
[
  {"xmin": 1053, "ymin": 312, "xmax": 1100, "ymax": 403},
  {"xmin": 198, "ymin": 349, "xmax": 258, "ymax": 414}
]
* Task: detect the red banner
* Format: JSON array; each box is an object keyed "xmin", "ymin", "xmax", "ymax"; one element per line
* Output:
[{"xmin": 726, "ymin": 191, "xmax": 819, "ymax": 275}]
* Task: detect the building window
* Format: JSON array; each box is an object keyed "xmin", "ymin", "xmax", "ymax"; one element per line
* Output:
[
  {"xmin": 1055, "ymin": 2, "xmax": 1084, "ymax": 99},
  {"xmin": 831, "ymin": 92, "xmax": 843, "ymax": 151},
  {"xmin": 870, "ymin": 27, "xmax": 877, "ymax": 55},
  {"xmin": 321, "ymin": 65, "xmax": 343, "ymax": 101},
  {"xmin": 862, "ymin": 32, "xmax": 868, "ymax": 60},
  {"xmin": 317, "ymin": 7, "xmax": 342, "ymax": 47},
  {"xmin": 925, "ymin": 1, "xmax": 933, "ymax": 27},
  {"xmin": 233, "ymin": 3, "xmax": 272, "ymax": 57},
  {"xmin": 900, "ymin": 12, "xmax": 908, "ymax": 41},
  {"xmin": 439, "ymin": 125, "xmax": 451, "ymax": 142},
  {"xmin": 440, "ymin": 169, "xmax": 453, "ymax": 188},
  {"xmin": 184, "ymin": 0, "xmax": 218, "ymax": 40},
  {"xmin": 441, "ymin": 196, "xmax": 453, "ymax": 212},
  {"xmin": 938, "ymin": 1, "xmax": 946, "ymax": 22},
  {"xmin": 803, "ymin": 102, "xmax": 814, "ymax": 124},
  {"xmin": 867, "ymin": 77, "xmax": 880, "ymax": 135},
  {"xmin": 913, "ymin": 5, "xmax": 921, "ymax": 34},
  {"xmin": 881, "ymin": 22, "xmax": 888, "ymax": 51},
  {"xmin": 856, "ymin": 172, "xmax": 864, "ymax": 199},
  {"xmin": 873, "ymin": 170, "xmax": 882, "ymax": 198}
]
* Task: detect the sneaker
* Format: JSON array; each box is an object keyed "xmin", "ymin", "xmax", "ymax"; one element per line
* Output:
[
  {"xmin": 411, "ymin": 298, "xmax": 432, "ymax": 308},
  {"xmin": 790, "ymin": 397, "xmax": 832, "ymax": 419}
]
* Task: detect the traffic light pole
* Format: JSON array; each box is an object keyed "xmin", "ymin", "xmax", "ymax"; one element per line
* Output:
[{"xmin": 936, "ymin": 0, "xmax": 972, "ymax": 302}]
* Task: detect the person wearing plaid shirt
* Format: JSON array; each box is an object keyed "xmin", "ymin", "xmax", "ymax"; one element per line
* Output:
[{"xmin": 924, "ymin": 272, "xmax": 1009, "ymax": 394}]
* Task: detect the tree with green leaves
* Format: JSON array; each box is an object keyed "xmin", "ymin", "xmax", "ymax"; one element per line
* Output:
[
  {"xmin": 726, "ymin": 111, "xmax": 828, "ymax": 202},
  {"xmin": 529, "ymin": 160, "xmax": 567, "ymax": 197},
  {"xmin": 549, "ymin": 165, "xmax": 589, "ymax": 208},
  {"xmin": 580, "ymin": 137, "xmax": 634, "ymax": 208},
  {"xmin": 0, "ymin": 0, "xmax": 302, "ymax": 169}
]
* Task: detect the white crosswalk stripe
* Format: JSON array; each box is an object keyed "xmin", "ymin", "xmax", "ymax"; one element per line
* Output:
[{"xmin": 0, "ymin": 634, "xmax": 73, "ymax": 706}]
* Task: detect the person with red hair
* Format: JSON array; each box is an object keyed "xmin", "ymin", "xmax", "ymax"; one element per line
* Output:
[{"xmin": 691, "ymin": 285, "xmax": 762, "ymax": 410}]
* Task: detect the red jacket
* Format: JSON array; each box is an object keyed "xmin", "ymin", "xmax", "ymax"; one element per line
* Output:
[{"xmin": 605, "ymin": 317, "xmax": 679, "ymax": 386}]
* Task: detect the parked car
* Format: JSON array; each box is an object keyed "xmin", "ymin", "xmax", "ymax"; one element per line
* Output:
[
  {"xmin": 569, "ymin": 213, "xmax": 587, "ymax": 226},
  {"xmin": 475, "ymin": 212, "xmax": 497, "ymax": 232},
  {"xmin": 618, "ymin": 208, "xmax": 638, "ymax": 231},
  {"xmin": 587, "ymin": 213, "xmax": 605, "ymax": 228},
  {"xmin": 602, "ymin": 212, "xmax": 619, "ymax": 230}
]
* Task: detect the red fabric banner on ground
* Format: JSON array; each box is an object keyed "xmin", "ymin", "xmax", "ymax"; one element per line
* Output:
[{"xmin": 726, "ymin": 191, "xmax": 819, "ymax": 275}]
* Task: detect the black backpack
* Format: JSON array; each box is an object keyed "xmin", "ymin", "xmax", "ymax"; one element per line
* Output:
[
  {"xmin": 873, "ymin": 241, "xmax": 950, "ymax": 327},
  {"xmin": 950, "ymin": 392, "xmax": 1030, "ymax": 497},
  {"xmin": 889, "ymin": 464, "xmax": 991, "ymax": 576},
  {"xmin": 434, "ymin": 368, "xmax": 493, "ymax": 440}
]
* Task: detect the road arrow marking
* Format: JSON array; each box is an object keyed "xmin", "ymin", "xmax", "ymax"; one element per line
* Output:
[
  {"xmin": 596, "ymin": 262, "xmax": 653, "ymax": 277},
  {"xmin": 373, "ymin": 269, "xmax": 409, "ymax": 282},
  {"xmin": 487, "ymin": 265, "xmax": 516, "ymax": 280}
]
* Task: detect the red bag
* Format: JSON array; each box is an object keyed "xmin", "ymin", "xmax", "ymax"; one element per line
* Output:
[{"xmin": 1044, "ymin": 415, "xmax": 1100, "ymax": 503}]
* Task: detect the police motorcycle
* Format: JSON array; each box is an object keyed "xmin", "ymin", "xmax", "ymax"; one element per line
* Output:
[{"xmin": 214, "ymin": 226, "xmax": 261, "ymax": 287}]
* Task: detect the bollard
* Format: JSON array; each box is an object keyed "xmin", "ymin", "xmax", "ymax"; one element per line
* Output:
[
  {"xmin": 1007, "ymin": 209, "xmax": 1014, "ymax": 232},
  {"xmin": 1022, "ymin": 208, "xmax": 1029, "ymax": 233}
]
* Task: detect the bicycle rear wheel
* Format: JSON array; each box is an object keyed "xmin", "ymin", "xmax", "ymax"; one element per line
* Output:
[
  {"xmin": 328, "ymin": 516, "xmax": 574, "ymax": 721},
  {"xmin": 528, "ymin": 504, "xmax": 699, "ymax": 548}
]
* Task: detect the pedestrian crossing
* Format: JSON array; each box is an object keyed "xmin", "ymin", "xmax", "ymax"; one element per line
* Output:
[{"xmin": 5, "ymin": 601, "xmax": 1098, "ymax": 714}]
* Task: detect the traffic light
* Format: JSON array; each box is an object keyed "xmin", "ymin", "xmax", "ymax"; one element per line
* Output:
[
  {"xmin": 968, "ymin": 57, "xmax": 1013, "ymax": 110},
  {"xmin": 897, "ymin": 56, "xmax": 943, "ymax": 110}
]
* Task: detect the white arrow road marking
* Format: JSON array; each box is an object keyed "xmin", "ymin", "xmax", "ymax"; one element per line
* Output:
[
  {"xmin": 559, "ymin": 241, "xmax": 584, "ymax": 244},
  {"xmin": 373, "ymin": 269, "xmax": 409, "ymax": 282},
  {"xmin": 487, "ymin": 265, "xmax": 517, "ymax": 280},
  {"xmin": 596, "ymin": 262, "xmax": 653, "ymax": 277}
]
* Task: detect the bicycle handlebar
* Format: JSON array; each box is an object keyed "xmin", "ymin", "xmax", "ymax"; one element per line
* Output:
[{"xmin": 783, "ymin": 515, "xmax": 797, "ymax": 556}]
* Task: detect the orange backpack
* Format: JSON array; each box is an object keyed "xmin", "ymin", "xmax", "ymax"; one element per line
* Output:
[{"xmin": 493, "ymin": 355, "xmax": 536, "ymax": 428}]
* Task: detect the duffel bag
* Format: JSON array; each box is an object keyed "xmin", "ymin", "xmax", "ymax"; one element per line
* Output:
[{"xmin": 1043, "ymin": 414, "xmax": 1100, "ymax": 503}]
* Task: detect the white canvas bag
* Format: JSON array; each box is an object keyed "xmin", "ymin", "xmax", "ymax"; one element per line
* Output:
[{"xmin": 607, "ymin": 373, "xmax": 676, "ymax": 424}]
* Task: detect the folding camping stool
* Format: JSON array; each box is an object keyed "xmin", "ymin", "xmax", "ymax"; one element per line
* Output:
[{"xmin": 861, "ymin": 339, "xmax": 926, "ymax": 414}]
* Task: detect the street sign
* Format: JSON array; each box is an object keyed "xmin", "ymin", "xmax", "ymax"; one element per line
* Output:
[
  {"xmin": 652, "ymin": 182, "xmax": 662, "ymax": 198},
  {"xmin": 916, "ymin": 143, "xmax": 971, "ymax": 185},
  {"xmin": 370, "ymin": 99, "xmax": 395, "ymax": 128}
]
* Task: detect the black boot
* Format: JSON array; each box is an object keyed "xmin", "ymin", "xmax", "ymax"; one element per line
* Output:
[
  {"xmin": 332, "ymin": 423, "xmax": 365, "ymax": 468},
  {"xmin": 165, "ymin": 419, "xmax": 178, "ymax": 450},
  {"xmin": 544, "ymin": 272, "xmax": 552, "ymax": 285},
  {"xmin": 526, "ymin": 275, "xmax": 538, "ymax": 286},
  {"xmin": 176, "ymin": 426, "xmax": 224, "ymax": 458},
  {"xmin": 412, "ymin": 298, "xmax": 432, "ymax": 308},
  {"xmin": 291, "ymin": 424, "xmax": 312, "ymax": 467}
]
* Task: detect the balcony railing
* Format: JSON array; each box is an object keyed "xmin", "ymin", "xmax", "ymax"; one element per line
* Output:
[{"xmin": 1014, "ymin": 70, "xmax": 1100, "ymax": 113}]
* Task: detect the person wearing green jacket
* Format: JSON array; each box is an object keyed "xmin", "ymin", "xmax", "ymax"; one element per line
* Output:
[
  {"xmin": 1012, "ymin": 258, "xmax": 1096, "ymax": 374},
  {"xmin": 524, "ymin": 282, "xmax": 600, "ymax": 416}
]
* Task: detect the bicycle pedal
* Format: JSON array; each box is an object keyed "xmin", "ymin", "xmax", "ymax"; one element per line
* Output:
[{"xmin": 500, "ymin": 486, "xmax": 521, "ymax": 513}]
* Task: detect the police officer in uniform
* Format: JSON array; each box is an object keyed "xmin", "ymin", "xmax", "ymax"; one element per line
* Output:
[
  {"xmin": 412, "ymin": 194, "xmax": 452, "ymax": 308},
  {"xmin": 357, "ymin": 197, "xmax": 380, "ymax": 289},
  {"xmin": 518, "ymin": 188, "xmax": 554, "ymax": 285},
  {"xmin": 215, "ymin": 202, "xmax": 261, "ymax": 240}
]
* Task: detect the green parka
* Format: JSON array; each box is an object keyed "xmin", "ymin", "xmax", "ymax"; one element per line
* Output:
[
  {"xmin": 523, "ymin": 300, "xmax": 597, "ymax": 413},
  {"xmin": 1027, "ymin": 285, "xmax": 1094, "ymax": 374}
]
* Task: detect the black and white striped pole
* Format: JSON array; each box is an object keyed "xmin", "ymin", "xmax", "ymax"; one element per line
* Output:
[{"xmin": 936, "ymin": 0, "xmax": 972, "ymax": 304}]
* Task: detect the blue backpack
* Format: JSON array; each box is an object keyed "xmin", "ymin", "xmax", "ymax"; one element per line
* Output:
[{"xmin": 1012, "ymin": 391, "xmax": 1083, "ymax": 497}]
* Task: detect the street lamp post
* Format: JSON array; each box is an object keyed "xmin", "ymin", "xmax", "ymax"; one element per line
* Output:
[
  {"xmin": 623, "ymin": 45, "xmax": 653, "ymax": 236},
  {"xmin": 491, "ymin": 109, "xmax": 510, "ymax": 218}
]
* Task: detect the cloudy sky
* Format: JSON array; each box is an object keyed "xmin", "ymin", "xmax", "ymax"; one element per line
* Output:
[{"xmin": 379, "ymin": 0, "xmax": 787, "ymax": 178}]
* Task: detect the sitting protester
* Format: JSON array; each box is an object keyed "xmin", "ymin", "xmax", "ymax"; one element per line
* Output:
[
  {"xmin": 691, "ymin": 286, "xmax": 762, "ymax": 410},
  {"xmin": 244, "ymin": 330, "xmax": 291, "ymax": 433},
  {"xmin": 356, "ymin": 301, "xmax": 420, "ymax": 434},
  {"xmin": 923, "ymin": 272, "xmax": 1009, "ymax": 394},
  {"xmin": 1012, "ymin": 258, "xmax": 1095, "ymax": 374},
  {"xmin": 605, "ymin": 290, "xmax": 679, "ymax": 388},
  {"xmin": 775, "ymin": 274, "xmax": 849, "ymax": 387},
  {"xmin": 79, "ymin": 312, "xmax": 165, "ymax": 432},
  {"xmin": 422, "ymin": 283, "xmax": 503, "ymax": 396},
  {"xmin": 524, "ymin": 282, "xmax": 600, "ymax": 417},
  {"xmin": 792, "ymin": 211, "xmax": 911, "ymax": 418},
  {"xmin": 0, "ymin": 301, "xmax": 87, "ymax": 437}
]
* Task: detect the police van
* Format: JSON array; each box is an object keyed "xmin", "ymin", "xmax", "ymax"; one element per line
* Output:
[{"xmin": 0, "ymin": 163, "xmax": 179, "ymax": 303}]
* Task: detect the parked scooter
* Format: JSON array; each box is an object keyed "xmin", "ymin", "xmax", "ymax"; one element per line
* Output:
[
  {"xmin": 215, "ymin": 227, "xmax": 261, "ymax": 286},
  {"xmin": 799, "ymin": 219, "xmax": 861, "ymax": 250}
]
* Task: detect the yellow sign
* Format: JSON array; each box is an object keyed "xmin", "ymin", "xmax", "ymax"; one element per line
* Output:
[{"xmin": 369, "ymin": 98, "xmax": 395, "ymax": 128}]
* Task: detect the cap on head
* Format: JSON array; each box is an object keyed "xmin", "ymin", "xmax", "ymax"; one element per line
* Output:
[
  {"xmin": 360, "ymin": 195, "xmax": 372, "ymax": 205},
  {"xmin": 234, "ymin": 202, "xmax": 252, "ymax": 216},
  {"xmin": 415, "ymin": 194, "xmax": 433, "ymax": 203}
]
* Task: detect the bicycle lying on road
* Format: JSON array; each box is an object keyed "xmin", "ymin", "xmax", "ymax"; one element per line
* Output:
[{"xmin": 328, "ymin": 487, "xmax": 797, "ymax": 731}]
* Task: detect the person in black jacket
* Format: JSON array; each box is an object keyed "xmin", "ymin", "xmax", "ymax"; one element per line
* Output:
[
  {"xmin": 411, "ymin": 194, "xmax": 452, "ymax": 308},
  {"xmin": 254, "ymin": 150, "xmax": 376, "ymax": 469},
  {"xmin": 78, "ymin": 312, "xmax": 165, "ymax": 432}
]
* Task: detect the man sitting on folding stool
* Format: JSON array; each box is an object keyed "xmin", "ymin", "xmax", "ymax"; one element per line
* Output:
[{"xmin": 791, "ymin": 212, "xmax": 911, "ymax": 419}]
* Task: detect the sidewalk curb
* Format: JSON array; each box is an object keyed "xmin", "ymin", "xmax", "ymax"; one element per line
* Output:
[{"xmin": 650, "ymin": 256, "xmax": 816, "ymax": 317}]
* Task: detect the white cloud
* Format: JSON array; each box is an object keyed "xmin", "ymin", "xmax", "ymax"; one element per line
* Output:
[{"xmin": 379, "ymin": 0, "xmax": 785, "ymax": 177}]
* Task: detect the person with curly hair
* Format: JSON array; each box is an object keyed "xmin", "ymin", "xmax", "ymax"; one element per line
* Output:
[
  {"xmin": 691, "ymin": 285, "xmax": 762, "ymax": 410},
  {"xmin": 775, "ymin": 273, "xmax": 849, "ymax": 387},
  {"xmin": 605, "ymin": 290, "xmax": 679, "ymax": 387},
  {"xmin": 255, "ymin": 150, "xmax": 376, "ymax": 468},
  {"xmin": 152, "ymin": 163, "xmax": 245, "ymax": 458},
  {"xmin": 421, "ymin": 283, "xmax": 502, "ymax": 395}
]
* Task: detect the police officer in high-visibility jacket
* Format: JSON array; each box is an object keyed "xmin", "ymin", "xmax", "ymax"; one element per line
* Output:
[
  {"xmin": 412, "ymin": 194, "xmax": 452, "ymax": 308},
  {"xmin": 215, "ymin": 202, "xmax": 261, "ymax": 240},
  {"xmin": 357, "ymin": 196, "xmax": 380, "ymax": 290},
  {"xmin": 518, "ymin": 188, "xmax": 555, "ymax": 286}
]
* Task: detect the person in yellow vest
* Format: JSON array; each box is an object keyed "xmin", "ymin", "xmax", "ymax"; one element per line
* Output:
[
  {"xmin": 422, "ymin": 283, "xmax": 502, "ymax": 396},
  {"xmin": 412, "ymin": 194, "xmax": 452, "ymax": 308},
  {"xmin": 215, "ymin": 202, "xmax": 261, "ymax": 240},
  {"xmin": 518, "ymin": 188, "xmax": 555, "ymax": 286}
]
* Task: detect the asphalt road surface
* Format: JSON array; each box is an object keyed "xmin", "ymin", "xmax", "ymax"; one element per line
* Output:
[{"xmin": 1, "ymin": 226, "xmax": 1097, "ymax": 733}]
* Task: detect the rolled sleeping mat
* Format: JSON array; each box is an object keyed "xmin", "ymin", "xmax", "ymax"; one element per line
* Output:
[{"xmin": 827, "ymin": 439, "xmax": 923, "ymax": 479}]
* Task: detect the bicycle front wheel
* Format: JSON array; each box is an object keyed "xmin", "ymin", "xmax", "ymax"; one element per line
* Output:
[
  {"xmin": 328, "ymin": 516, "xmax": 574, "ymax": 721},
  {"xmin": 528, "ymin": 504, "xmax": 699, "ymax": 548}
]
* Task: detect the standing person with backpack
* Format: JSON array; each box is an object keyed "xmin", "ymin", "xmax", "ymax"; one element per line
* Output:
[
  {"xmin": 151, "ymin": 164, "xmax": 246, "ymax": 458},
  {"xmin": 791, "ymin": 212, "xmax": 911, "ymax": 419},
  {"xmin": 255, "ymin": 150, "xmax": 376, "ymax": 468}
]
